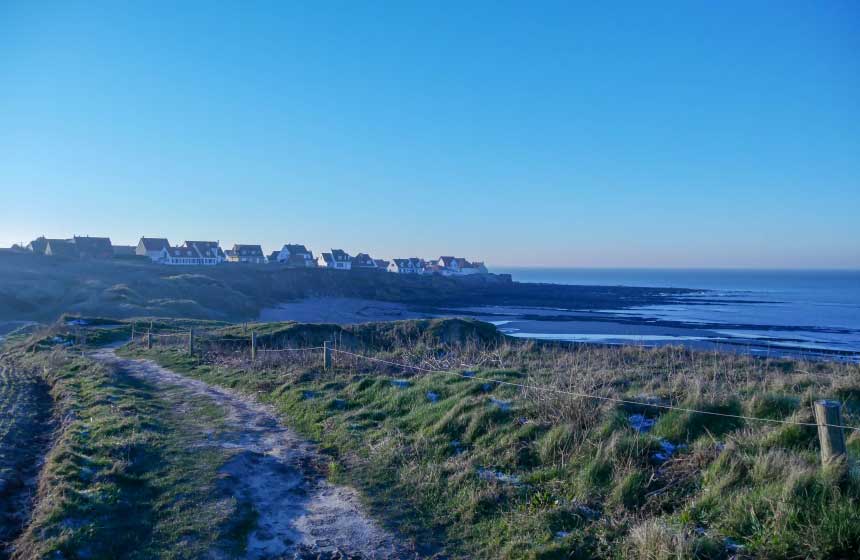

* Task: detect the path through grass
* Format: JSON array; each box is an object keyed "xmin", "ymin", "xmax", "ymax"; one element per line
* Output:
[
  {"xmin": 8, "ymin": 348, "xmax": 249, "ymax": 559},
  {"xmin": 122, "ymin": 326, "xmax": 860, "ymax": 559}
]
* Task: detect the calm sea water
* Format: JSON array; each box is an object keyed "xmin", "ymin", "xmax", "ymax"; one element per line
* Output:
[{"xmin": 489, "ymin": 268, "xmax": 860, "ymax": 358}]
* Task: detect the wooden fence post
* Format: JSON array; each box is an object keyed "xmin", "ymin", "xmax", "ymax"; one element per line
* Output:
[
  {"xmin": 251, "ymin": 331, "xmax": 257, "ymax": 361},
  {"xmin": 188, "ymin": 328, "xmax": 194, "ymax": 356},
  {"xmin": 323, "ymin": 341, "xmax": 331, "ymax": 370},
  {"xmin": 147, "ymin": 330, "xmax": 153, "ymax": 349},
  {"xmin": 814, "ymin": 400, "xmax": 847, "ymax": 467}
]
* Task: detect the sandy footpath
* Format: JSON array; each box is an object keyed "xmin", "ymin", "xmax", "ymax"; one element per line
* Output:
[{"xmin": 91, "ymin": 347, "xmax": 412, "ymax": 560}]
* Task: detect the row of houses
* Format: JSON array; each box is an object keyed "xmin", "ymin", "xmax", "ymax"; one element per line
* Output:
[
  {"xmin": 24, "ymin": 235, "xmax": 488, "ymax": 276},
  {"xmin": 27, "ymin": 236, "xmax": 121, "ymax": 259},
  {"xmin": 137, "ymin": 238, "xmax": 268, "ymax": 265}
]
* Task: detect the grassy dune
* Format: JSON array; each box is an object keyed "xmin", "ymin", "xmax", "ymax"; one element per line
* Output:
[
  {"xmin": 0, "ymin": 253, "xmax": 688, "ymax": 322},
  {"xmin": 120, "ymin": 319, "xmax": 860, "ymax": 559}
]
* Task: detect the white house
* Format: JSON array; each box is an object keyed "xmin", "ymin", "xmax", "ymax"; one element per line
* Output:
[
  {"xmin": 185, "ymin": 241, "xmax": 225, "ymax": 264},
  {"xmin": 136, "ymin": 237, "xmax": 171, "ymax": 261},
  {"xmin": 161, "ymin": 245, "xmax": 203, "ymax": 265},
  {"xmin": 275, "ymin": 244, "xmax": 316, "ymax": 267},
  {"xmin": 435, "ymin": 256, "xmax": 488, "ymax": 276},
  {"xmin": 438, "ymin": 256, "xmax": 463, "ymax": 273},
  {"xmin": 151, "ymin": 241, "xmax": 223, "ymax": 266},
  {"xmin": 387, "ymin": 258, "xmax": 425, "ymax": 274},
  {"xmin": 318, "ymin": 249, "xmax": 352, "ymax": 270}
]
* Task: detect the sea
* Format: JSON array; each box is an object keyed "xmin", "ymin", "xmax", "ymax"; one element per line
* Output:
[{"xmin": 486, "ymin": 268, "xmax": 860, "ymax": 361}]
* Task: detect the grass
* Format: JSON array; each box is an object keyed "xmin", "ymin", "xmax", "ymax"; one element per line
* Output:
[
  {"xmin": 0, "ymin": 251, "xmax": 691, "ymax": 322},
  {"xmin": 118, "ymin": 319, "xmax": 860, "ymax": 559},
  {"xmin": 0, "ymin": 363, "xmax": 52, "ymax": 555},
  {"xmin": 6, "ymin": 317, "xmax": 859, "ymax": 558},
  {"xmin": 5, "ymin": 341, "xmax": 253, "ymax": 559}
]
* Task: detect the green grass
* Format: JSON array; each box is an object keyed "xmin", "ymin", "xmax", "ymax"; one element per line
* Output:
[
  {"xmin": 120, "ymin": 329, "xmax": 860, "ymax": 559},
  {"xmin": 0, "ymin": 363, "xmax": 52, "ymax": 553},
  {"xmin": 8, "ymin": 317, "xmax": 859, "ymax": 559},
  {"xmin": 7, "ymin": 346, "xmax": 252, "ymax": 559}
]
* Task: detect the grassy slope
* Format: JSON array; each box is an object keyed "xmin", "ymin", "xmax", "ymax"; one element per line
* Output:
[
  {"xmin": 5, "ymin": 343, "xmax": 253, "ymax": 559},
  {"xmin": 0, "ymin": 253, "xmax": 688, "ymax": 323},
  {"xmin": 0, "ymin": 363, "xmax": 52, "ymax": 555},
  {"xmin": 121, "ymin": 320, "xmax": 860, "ymax": 559}
]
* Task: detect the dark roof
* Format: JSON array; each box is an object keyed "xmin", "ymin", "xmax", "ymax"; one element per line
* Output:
[
  {"xmin": 45, "ymin": 239, "xmax": 79, "ymax": 258},
  {"xmin": 73, "ymin": 236, "xmax": 113, "ymax": 257},
  {"xmin": 232, "ymin": 244, "xmax": 264, "ymax": 257},
  {"xmin": 353, "ymin": 253, "xmax": 375, "ymax": 266},
  {"xmin": 27, "ymin": 236, "xmax": 48, "ymax": 254},
  {"xmin": 186, "ymin": 241, "xmax": 225, "ymax": 258},
  {"xmin": 140, "ymin": 237, "xmax": 170, "ymax": 251},
  {"xmin": 268, "ymin": 251, "xmax": 281, "ymax": 261},
  {"xmin": 330, "ymin": 249, "xmax": 350, "ymax": 262},
  {"xmin": 166, "ymin": 246, "xmax": 198, "ymax": 258},
  {"xmin": 374, "ymin": 259, "xmax": 390, "ymax": 268},
  {"xmin": 283, "ymin": 244, "xmax": 311, "ymax": 255}
]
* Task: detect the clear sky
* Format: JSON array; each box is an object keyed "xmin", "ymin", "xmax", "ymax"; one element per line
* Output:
[{"xmin": 1, "ymin": 1, "xmax": 858, "ymax": 268}]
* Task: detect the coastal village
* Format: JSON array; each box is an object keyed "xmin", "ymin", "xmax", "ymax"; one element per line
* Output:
[{"xmin": 16, "ymin": 235, "xmax": 490, "ymax": 276}]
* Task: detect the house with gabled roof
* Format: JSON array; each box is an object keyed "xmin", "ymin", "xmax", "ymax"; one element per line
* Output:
[
  {"xmin": 352, "ymin": 253, "xmax": 378, "ymax": 269},
  {"xmin": 434, "ymin": 256, "xmax": 488, "ymax": 276},
  {"xmin": 226, "ymin": 244, "xmax": 266, "ymax": 264},
  {"xmin": 45, "ymin": 239, "xmax": 79, "ymax": 259},
  {"xmin": 137, "ymin": 237, "xmax": 171, "ymax": 261},
  {"xmin": 162, "ymin": 245, "xmax": 202, "ymax": 265},
  {"xmin": 317, "ymin": 249, "xmax": 351, "ymax": 270},
  {"xmin": 373, "ymin": 259, "xmax": 390, "ymax": 270},
  {"xmin": 185, "ymin": 241, "xmax": 225, "ymax": 264},
  {"xmin": 73, "ymin": 236, "xmax": 113, "ymax": 259},
  {"xmin": 274, "ymin": 244, "xmax": 316, "ymax": 267},
  {"xmin": 387, "ymin": 258, "xmax": 425, "ymax": 274},
  {"xmin": 26, "ymin": 236, "xmax": 49, "ymax": 255}
]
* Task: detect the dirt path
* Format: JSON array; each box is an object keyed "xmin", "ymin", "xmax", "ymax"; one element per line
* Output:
[{"xmin": 90, "ymin": 348, "xmax": 411, "ymax": 560}]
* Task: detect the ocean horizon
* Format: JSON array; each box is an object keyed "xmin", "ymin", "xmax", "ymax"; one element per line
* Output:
[{"xmin": 485, "ymin": 267, "xmax": 860, "ymax": 359}]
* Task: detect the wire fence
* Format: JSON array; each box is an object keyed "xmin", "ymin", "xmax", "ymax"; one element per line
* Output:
[{"xmin": 126, "ymin": 327, "xmax": 860, "ymax": 435}]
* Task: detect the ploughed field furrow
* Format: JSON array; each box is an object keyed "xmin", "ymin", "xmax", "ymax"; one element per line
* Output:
[{"xmin": 0, "ymin": 366, "xmax": 53, "ymax": 555}]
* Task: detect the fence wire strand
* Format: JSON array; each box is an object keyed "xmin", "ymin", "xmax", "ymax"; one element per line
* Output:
[
  {"xmin": 329, "ymin": 348, "xmax": 860, "ymax": 433},
  {"xmin": 130, "ymin": 333, "xmax": 860, "ymax": 433}
]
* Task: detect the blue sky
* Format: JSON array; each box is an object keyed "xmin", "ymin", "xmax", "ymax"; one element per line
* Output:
[{"xmin": 1, "ymin": 1, "xmax": 858, "ymax": 268}]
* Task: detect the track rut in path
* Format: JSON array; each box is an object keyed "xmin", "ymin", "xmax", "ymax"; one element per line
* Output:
[{"xmin": 91, "ymin": 348, "xmax": 412, "ymax": 560}]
